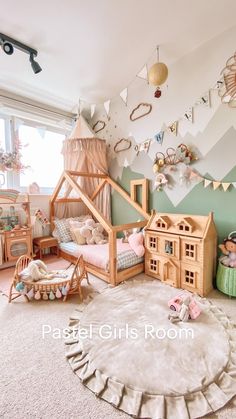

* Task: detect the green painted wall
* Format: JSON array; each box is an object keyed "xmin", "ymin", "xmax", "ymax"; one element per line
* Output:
[{"xmin": 112, "ymin": 166, "xmax": 236, "ymax": 244}]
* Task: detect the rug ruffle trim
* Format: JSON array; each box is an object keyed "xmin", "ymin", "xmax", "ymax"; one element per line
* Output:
[{"xmin": 65, "ymin": 285, "xmax": 236, "ymax": 419}]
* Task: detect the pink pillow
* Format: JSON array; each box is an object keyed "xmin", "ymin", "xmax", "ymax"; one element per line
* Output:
[{"xmin": 128, "ymin": 232, "xmax": 145, "ymax": 257}]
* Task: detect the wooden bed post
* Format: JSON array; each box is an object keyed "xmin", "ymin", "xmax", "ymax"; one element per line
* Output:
[{"xmin": 109, "ymin": 230, "xmax": 117, "ymax": 286}]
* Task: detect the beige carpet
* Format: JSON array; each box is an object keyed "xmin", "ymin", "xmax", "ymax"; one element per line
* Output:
[
  {"xmin": 0, "ymin": 259, "xmax": 236, "ymax": 419},
  {"xmin": 66, "ymin": 281, "xmax": 236, "ymax": 418}
]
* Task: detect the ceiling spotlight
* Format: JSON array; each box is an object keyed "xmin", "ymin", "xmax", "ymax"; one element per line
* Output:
[
  {"xmin": 2, "ymin": 41, "xmax": 14, "ymax": 55},
  {"xmin": 30, "ymin": 54, "xmax": 42, "ymax": 74},
  {"xmin": 0, "ymin": 32, "xmax": 42, "ymax": 74}
]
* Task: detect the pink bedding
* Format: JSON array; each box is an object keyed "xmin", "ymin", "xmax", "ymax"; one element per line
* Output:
[{"xmin": 59, "ymin": 239, "xmax": 136, "ymax": 270}]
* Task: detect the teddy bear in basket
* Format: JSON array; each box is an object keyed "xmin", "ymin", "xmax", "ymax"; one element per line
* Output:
[{"xmin": 219, "ymin": 231, "xmax": 236, "ymax": 268}]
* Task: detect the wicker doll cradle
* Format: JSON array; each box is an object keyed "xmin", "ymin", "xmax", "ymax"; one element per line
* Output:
[{"xmin": 8, "ymin": 254, "xmax": 89, "ymax": 303}]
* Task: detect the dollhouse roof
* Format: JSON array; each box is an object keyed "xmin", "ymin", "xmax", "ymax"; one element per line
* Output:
[
  {"xmin": 146, "ymin": 211, "xmax": 216, "ymax": 239},
  {"xmin": 155, "ymin": 215, "xmax": 170, "ymax": 227},
  {"xmin": 175, "ymin": 217, "xmax": 194, "ymax": 228}
]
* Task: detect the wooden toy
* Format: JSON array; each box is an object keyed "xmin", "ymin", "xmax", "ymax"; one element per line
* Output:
[{"xmin": 144, "ymin": 211, "xmax": 217, "ymax": 296}]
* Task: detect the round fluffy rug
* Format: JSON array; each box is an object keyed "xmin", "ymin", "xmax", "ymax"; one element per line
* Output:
[{"xmin": 65, "ymin": 280, "xmax": 236, "ymax": 419}]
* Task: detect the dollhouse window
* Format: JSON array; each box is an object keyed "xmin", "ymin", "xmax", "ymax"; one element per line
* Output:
[
  {"xmin": 185, "ymin": 243, "xmax": 195, "ymax": 259},
  {"xmin": 149, "ymin": 236, "xmax": 157, "ymax": 250},
  {"xmin": 165, "ymin": 240, "xmax": 173, "ymax": 255},
  {"xmin": 178, "ymin": 224, "xmax": 190, "ymax": 232},
  {"xmin": 184, "ymin": 270, "xmax": 196, "ymax": 286},
  {"xmin": 156, "ymin": 221, "xmax": 166, "ymax": 229},
  {"xmin": 150, "ymin": 259, "xmax": 159, "ymax": 274}
]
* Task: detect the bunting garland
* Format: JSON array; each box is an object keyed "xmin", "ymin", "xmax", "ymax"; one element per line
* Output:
[
  {"xmin": 78, "ymin": 45, "xmax": 227, "ymax": 121},
  {"xmin": 185, "ymin": 168, "xmax": 236, "ymax": 192},
  {"xmin": 131, "ymin": 72, "xmax": 225, "ymax": 153}
]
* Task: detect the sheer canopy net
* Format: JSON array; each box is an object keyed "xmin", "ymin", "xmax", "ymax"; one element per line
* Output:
[{"xmin": 54, "ymin": 116, "xmax": 111, "ymax": 221}]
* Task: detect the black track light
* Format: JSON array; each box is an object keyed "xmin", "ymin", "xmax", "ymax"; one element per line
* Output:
[
  {"xmin": 29, "ymin": 54, "xmax": 42, "ymax": 74},
  {"xmin": 0, "ymin": 33, "xmax": 42, "ymax": 74}
]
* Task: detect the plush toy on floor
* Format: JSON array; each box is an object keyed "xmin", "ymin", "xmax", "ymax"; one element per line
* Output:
[{"xmin": 20, "ymin": 260, "xmax": 67, "ymax": 282}]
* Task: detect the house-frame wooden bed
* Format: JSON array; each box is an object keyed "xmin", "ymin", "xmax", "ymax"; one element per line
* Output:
[{"xmin": 50, "ymin": 171, "xmax": 150, "ymax": 285}]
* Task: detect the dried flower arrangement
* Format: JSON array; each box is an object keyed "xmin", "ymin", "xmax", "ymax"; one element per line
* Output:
[{"xmin": 0, "ymin": 139, "xmax": 29, "ymax": 173}]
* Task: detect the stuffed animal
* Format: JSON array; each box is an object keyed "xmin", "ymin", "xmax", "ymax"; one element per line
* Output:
[
  {"xmin": 122, "ymin": 230, "xmax": 131, "ymax": 243},
  {"xmin": 80, "ymin": 219, "xmax": 107, "ymax": 245},
  {"xmin": 168, "ymin": 296, "xmax": 191, "ymax": 323},
  {"xmin": 20, "ymin": 260, "xmax": 67, "ymax": 282},
  {"xmin": 122, "ymin": 220, "xmax": 143, "ymax": 243},
  {"xmin": 90, "ymin": 225, "xmax": 107, "ymax": 244},
  {"xmin": 219, "ymin": 231, "xmax": 236, "ymax": 268}
]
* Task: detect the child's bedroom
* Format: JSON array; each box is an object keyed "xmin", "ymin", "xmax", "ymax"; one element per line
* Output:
[{"xmin": 1, "ymin": 1, "xmax": 236, "ymax": 418}]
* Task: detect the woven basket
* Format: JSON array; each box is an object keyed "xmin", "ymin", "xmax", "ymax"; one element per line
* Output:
[{"xmin": 216, "ymin": 262, "xmax": 236, "ymax": 297}]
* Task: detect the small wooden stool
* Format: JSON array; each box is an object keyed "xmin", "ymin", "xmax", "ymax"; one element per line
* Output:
[{"xmin": 33, "ymin": 236, "xmax": 59, "ymax": 259}]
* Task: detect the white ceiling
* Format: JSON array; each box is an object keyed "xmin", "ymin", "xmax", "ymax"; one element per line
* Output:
[{"xmin": 0, "ymin": 0, "xmax": 236, "ymax": 112}]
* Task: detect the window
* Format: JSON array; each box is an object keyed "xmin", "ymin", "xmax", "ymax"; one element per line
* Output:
[
  {"xmin": 19, "ymin": 125, "xmax": 65, "ymax": 194},
  {"xmin": 156, "ymin": 220, "xmax": 166, "ymax": 229},
  {"xmin": 178, "ymin": 223, "xmax": 190, "ymax": 232},
  {"xmin": 165, "ymin": 240, "xmax": 173, "ymax": 255},
  {"xmin": 149, "ymin": 258, "xmax": 159, "ymax": 274},
  {"xmin": 149, "ymin": 236, "xmax": 158, "ymax": 250},
  {"xmin": 184, "ymin": 270, "xmax": 196, "ymax": 286},
  {"xmin": 185, "ymin": 243, "xmax": 195, "ymax": 259}
]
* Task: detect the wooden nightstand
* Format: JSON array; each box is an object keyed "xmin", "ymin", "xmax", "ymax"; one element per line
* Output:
[{"xmin": 33, "ymin": 236, "xmax": 59, "ymax": 259}]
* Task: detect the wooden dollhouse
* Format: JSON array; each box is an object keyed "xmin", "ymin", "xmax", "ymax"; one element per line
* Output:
[{"xmin": 144, "ymin": 211, "xmax": 217, "ymax": 296}]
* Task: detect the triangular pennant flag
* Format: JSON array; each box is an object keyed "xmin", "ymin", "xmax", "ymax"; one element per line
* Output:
[
  {"xmin": 90, "ymin": 104, "xmax": 96, "ymax": 118},
  {"xmin": 154, "ymin": 131, "xmax": 164, "ymax": 145},
  {"xmin": 104, "ymin": 100, "xmax": 111, "ymax": 116},
  {"xmin": 232, "ymin": 182, "xmax": 236, "ymax": 189},
  {"xmin": 123, "ymin": 158, "xmax": 129, "ymax": 167},
  {"xmin": 137, "ymin": 65, "xmax": 148, "ymax": 81},
  {"xmin": 139, "ymin": 139, "xmax": 151, "ymax": 153},
  {"xmin": 167, "ymin": 121, "xmax": 178, "ymax": 136},
  {"xmin": 204, "ymin": 179, "xmax": 212, "ymax": 188},
  {"xmin": 222, "ymin": 182, "xmax": 231, "ymax": 191},
  {"xmin": 213, "ymin": 181, "xmax": 221, "ymax": 190},
  {"xmin": 196, "ymin": 91, "xmax": 211, "ymax": 107},
  {"xmin": 36, "ymin": 126, "xmax": 46, "ymax": 139},
  {"xmin": 189, "ymin": 170, "xmax": 198, "ymax": 180},
  {"xmin": 119, "ymin": 87, "xmax": 128, "ymax": 105},
  {"xmin": 184, "ymin": 107, "xmax": 193, "ymax": 123}
]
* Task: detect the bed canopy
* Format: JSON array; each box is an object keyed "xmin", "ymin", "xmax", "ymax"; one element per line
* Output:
[{"xmin": 55, "ymin": 115, "xmax": 111, "ymax": 220}]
